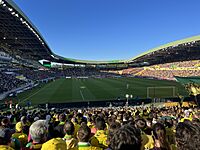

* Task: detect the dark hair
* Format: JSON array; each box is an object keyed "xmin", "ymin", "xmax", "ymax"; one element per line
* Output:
[
  {"xmin": 1, "ymin": 118, "xmax": 10, "ymax": 126},
  {"xmin": 110, "ymin": 124, "xmax": 141, "ymax": 150},
  {"xmin": 77, "ymin": 124, "xmax": 91, "ymax": 142},
  {"xmin": 64, "ymin": 121, "xmax": 75, "ymax": 135},
  {"xmin": 95, "ymin": 117, "xmax": 106, "ymax": 130},
  {"xmin": 176, "ymin": 121, "xmax": 200, "ymax": 150},
  {"xmin": 152, "ymin": 123, "xmax": 170, "ymax": 150},
  {"xmin": 59, "ymin": 113, "xmax": 66, "ymax": 122},
  {"xmin": 21, "ymin": 116, "xmax": 27, "ymax": 125},
  {"xmin": 135, "ymin": 118, "xmax": 147, "ymax": 130},
  {"xmin": 0, "ymin": 128, "xmax": 12, "ymax": 145},
  {"xmin": 107, "ymin": 121, "xmax": 121, "ymax": 146}
]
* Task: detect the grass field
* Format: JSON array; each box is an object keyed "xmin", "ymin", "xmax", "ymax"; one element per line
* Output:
[{"xmin": 13, "ymin": 77, "xmax": 188, "ymax": 105}]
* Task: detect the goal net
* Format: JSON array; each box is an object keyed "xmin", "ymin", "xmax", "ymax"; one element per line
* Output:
[{"xmin": 147, "ymin": 86, "xmax": 176, "ymax": 98}]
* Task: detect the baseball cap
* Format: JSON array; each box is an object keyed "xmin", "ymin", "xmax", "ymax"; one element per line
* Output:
[
  {"xmin": 41, "ymin": 138, "xmax": 66, "ymax": 150},
  {"xmin": 15, "ymin": 122, "xmax": 23, "ymax": 132},
  {"xmin": 46, "ymin": 115, "xmax": 51, "ymax": 121}
]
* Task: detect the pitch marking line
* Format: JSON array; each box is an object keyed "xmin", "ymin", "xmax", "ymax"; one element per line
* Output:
[
  {"xmin": 80, "ymin": 90, "xmax": 85, "ymax": 101},
  {"xmin": 20, "ymin": 83, "xmax": 52, "ymax": 104}
]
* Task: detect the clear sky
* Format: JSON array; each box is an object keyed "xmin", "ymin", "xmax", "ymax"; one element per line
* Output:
[{"xmin": 13, "ymin": 0, "xmax": 200, "ymax": 61}]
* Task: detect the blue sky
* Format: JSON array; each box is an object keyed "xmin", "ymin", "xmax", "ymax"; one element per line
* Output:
[{"xmin": 14, "ymin": 0, "xmax": 200, "ymax": 61}]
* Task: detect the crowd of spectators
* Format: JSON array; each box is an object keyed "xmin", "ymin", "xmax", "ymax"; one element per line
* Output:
[
  {"xmin": 0, "ymin": 106, "xmax": 199, "ymax": 150},
  {"xmin": 140, "ymin": 70, "xmax": 200, "ymax": 80},
  {"xmin": 121, "ymin": 68, "xmax": 144, "ymax": 76},
  {"xmin": 120, "ymin": 60, "xmax": 200, "ymax": 80},
  {"xmin": 14, "ymin": 67, "xmax": 118, "ymax": 81},
  {"xmin": 0, "ymin": 72, "xmax": 26, "ymax": 94},
  {"xmin": 15, "ymin": 69, "xmax": 58, "ymax": 81},
  {"xmin": 0, "ymin": 51, "xmax": 12, "ymax": 60},
  {"xmin": 61, "ymin": 68, "xmax": 117, "ymax": 78}
]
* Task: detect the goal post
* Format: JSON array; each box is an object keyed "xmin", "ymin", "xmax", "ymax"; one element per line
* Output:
[{"xmin": 147, "ymin": 86, "xmax": 176, "ymax": 98}]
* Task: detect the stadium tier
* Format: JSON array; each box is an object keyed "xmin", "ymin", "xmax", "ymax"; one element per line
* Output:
[
  {"xmin": 120, "ymin": 60, "xmax": 200, "ymax": 80},
  {"xmin": 1, "ymin": 0, "xmax": 200, "ymax": 67}
]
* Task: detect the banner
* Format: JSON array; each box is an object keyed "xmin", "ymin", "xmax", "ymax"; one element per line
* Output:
[{"xmin": 175, "ymin": 76, "xmax": 200, "ymax": 96}]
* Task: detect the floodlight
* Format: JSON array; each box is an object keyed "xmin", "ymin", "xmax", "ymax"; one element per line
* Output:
[{"xmin": 8, "ymin": 8, "xmax": 12, "ymax": 11}]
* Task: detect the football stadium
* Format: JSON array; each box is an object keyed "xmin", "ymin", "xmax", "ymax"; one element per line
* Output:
[
  {"xmin": 0, "ymin": 1, "xmax": 200, "ymax": 150},
  {"xmin": 0, "ymin": 0, "xmax": 199, "ymax": 107}
]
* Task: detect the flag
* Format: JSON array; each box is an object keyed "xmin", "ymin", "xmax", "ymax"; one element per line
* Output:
[{"xmin": 175, "ymin": 76, "xmax": 200, "ymax": 96}]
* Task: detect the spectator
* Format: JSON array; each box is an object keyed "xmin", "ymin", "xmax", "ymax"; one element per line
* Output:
[
  {"xmin": 92, "ymin": 117, "xmax": 108, "ymax": 148},
  {"xmin": 152, "ymin": 123, "xmax": 171, "ymax": 150},
  {"xmin": 135, "ymin": 118, "xmax": 154, "ymax": 150},
  {"xmin": 63, "ymin": 121, "xmax": 78, "ymax": 150},
  {"xmin": 109, "ymin": 124, "xmax": 142, "ymax": 150},
  {"xmin": 176, "ymin": 121, "xmax": 200, "ymax": 150},
  {"xmin": 54, "ymin": 113, "xmax": 66, "ymax": 138},
  {"xmin": 26, "ymin": 120, "xmax": 48, "ymax": 149},
  {"xmin": 12, "ymin": 122, "xmax": 28, "ymax": 148},
  {"xmin": 0, "ymin": 127, "xmax": 14, "ymax": 150},
  {"xmin": 77, "ymin": 124, "xmax": 101, "ymax": 150}
]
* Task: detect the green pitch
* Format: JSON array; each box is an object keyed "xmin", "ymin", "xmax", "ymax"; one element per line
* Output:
[{"xmin": 16, "ymin": 77, "xmax": 188, "ymax": 105}]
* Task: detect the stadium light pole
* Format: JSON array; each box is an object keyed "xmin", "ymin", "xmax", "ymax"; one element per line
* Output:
[
  {"xmin": 130, "ymin": 94, "xmax": 133, "ymax": 100},
  {"xmin": 125, "ymin": 94, "xmax": 129, "ymax": 106},
  {"xmin": 125, "ymin": 94, "xmax": 133, "ymax": 107}
]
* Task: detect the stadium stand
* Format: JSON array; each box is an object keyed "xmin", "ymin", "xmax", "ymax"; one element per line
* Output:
[
  {"xmin": 0, "ymin": 71, "xmax": 27, "ymax": 94},
  {"xmin": 118, "ymin": 60, "xmax": 200, "ymax": 80}
]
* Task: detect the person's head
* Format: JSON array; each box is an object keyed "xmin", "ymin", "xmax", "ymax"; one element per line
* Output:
[
  {"xmin": 152, "ymin": 123, "xmax": 170, "ymax": 149},
  {"xmin": 20, "ymin": 116, "xmax": 27, "ymax": 125},
  {"xmin": 95, "ymin": 117, "xmax": 106, "ymax": 130},
  {"xmin": 71, "ymin": 117, "xmax": 78, "ymax": 124},
  {"xmin": 135, "ymin": 118, "xmax": 147, "ymax": 131},
  {"xmin": 63, "ymin": 121, "xmax": 74, "ymax": 135},
  {"xmin": 110, "ymin": 124, "xmax": 142, "ymax": 150},
  {"xmin": 176, "ymin": 121, "xmax": 200, "ymax": 150},
  {"xmin": 193, "ymin": 111, "xmax": 200, "ymax": 120},
  {"xmin": 29, "ymin": 120, "xmax": 48, "ymax": 143},
  {"xmin": 107, "ymin": 121, "xmax": 121, "ymax": 146},
  {"xmin": 77, "ymin": 124, "xmax": 91, "ymax": 142},
  {"xmin": 1, "ymin": 118, "xmax": 10, "ymax": 127},
  {"xmin": 59, "ymin": 113, "xmax": 66, "ymax": 122},
  {"xmin": 0, "ymin": 127, "xmax": 12, "ymax": 145},
  {"xmin": 46, "ymin": 115, "xmax": 51, "ymax": 123},
  {"xmin": 146, "ymin": 118, "xmax": 153, "ymax": 128}
]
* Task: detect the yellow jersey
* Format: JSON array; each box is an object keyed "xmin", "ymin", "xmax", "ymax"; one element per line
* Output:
[
  {"xmin": 63, "ymin": 134, "xmax": 78, "ymax": 150},
  {"xmin": 12, "ymin": 132, "xmax": 28, "ymax": 147},
  {"xmin": 141, "ymin": 133, "xmax": 154, "ymax": 150},
  {"xmin": 93, "ymin": 130, "xmax": 108, "ymax": 148},
  {"xmin": 0, "ymin": 145, "xmax": 14, "ymax": 150},
  {"xmin": 78, "ymin": 142, "xmax": 102, "ymax": 150}
]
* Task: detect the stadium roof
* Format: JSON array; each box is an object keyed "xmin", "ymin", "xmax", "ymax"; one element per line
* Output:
[
  {"xmin": 128, "ymin": 35, "xmax": 200, "ymax": 66},
  {"xmin": 1, "ymin": 0, "xmax": 200, "ymax": 66}
]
